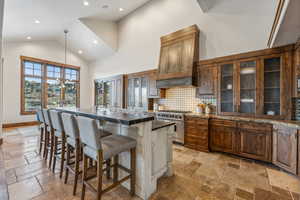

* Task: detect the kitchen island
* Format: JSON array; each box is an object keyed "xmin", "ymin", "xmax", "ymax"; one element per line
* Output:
[{"xmin": 56, "ymin": 107, "xmax": 175, "ymax": 200}]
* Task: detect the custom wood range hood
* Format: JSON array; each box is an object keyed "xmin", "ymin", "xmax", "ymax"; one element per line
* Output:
[{"xmin": 156, "ymin": 25, "xmax": 199, "ymax": 88}]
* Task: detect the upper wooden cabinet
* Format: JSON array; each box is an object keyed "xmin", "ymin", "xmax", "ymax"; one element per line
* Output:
[
  {"xmin": 147, "ymin": 70, "xmax": 166, "ymax": 99},
  {"xmin": 196, "ymin": 65, "xmax": 217, "ymax": 96},
  {"xmin": 126, "ymin": 69, "xmax": 165, "ymax": 110},
  {"xmin": 157, "ymin": 25, "xmax": 199, "ymax": 88},
  {"xmin": 127, "ymin": 74, "xmax": 149, "ymax": 110},
  {"xmin": 273, "ymin": 124, "xmax": 298, "ymax": 174},
  {"xmin": 94, "ymin": 75, "xmax": 125, "ymax": 108},
  {"xmin": 202, "ymin": 46, "xmax": 294, "ymax": 120}
]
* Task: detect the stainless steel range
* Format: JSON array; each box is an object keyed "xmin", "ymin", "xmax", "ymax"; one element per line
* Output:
[{"xmin": 156, "ymin": 110, "xmax": 191, "ymax": 144}]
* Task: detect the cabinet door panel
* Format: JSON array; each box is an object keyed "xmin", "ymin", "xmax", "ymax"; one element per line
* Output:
[
  {"xmin": 115, "ymin": 78, "xmax": 123, "ymax": 108},
  {"xmin": 298, "ymin": 131, "xmax": 300, "ymax": 177},
  {"xmin": 148, "ymin": 77, "xmax": 158, "ymax": 97},
  {"xmin": 181, "ymin": 38, "xmax": 194, "ymax": 73},
  {"xmin": 197, "ymin": 66, "xmax": 216, "ymax": 96},
  {"xmin": 263, "ymin": 57, "xmax": 281, "ymax": 116},
  {"xmin": 219, "ymin": 63, "xmax": 235, "ymax": 113},
  {"xmin": 210, "ymin": 126, "xmax": 236, "ymax": 153},
  {"xmin": 185, "ymin": 118, "xmax": 209, "ymax": 152},
  {"xmin": 238, "ymin": 129, "xmax": 272, "ymax": 162},
  {"xmin": 273, "ymin": 125, "xmax": 297, "ymax": 174},
  {"xmin": 127, "ymin": 79, "xmax": 134, "ymax": 108},
  {"xmin": 239, "ymin": 60, "xmax": 256, "ymax": 114},
  {"xmin": 159, "ymin": 46, "xmax": 169, "ymax": 75},
  {"xmin": 141, "ymin": 77, "xmax": 148, "ymax": 108},
  {"xmin": 168, "ymin": 42, "xmax": 182, "ymax": 73},
  {"xmin": 133, "ymin": 78, "xmax": 141, "ymax": 108}
]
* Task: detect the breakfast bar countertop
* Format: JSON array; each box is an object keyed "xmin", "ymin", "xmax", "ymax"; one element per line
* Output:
[{"xmin": 55, "ymin": 107, "xmax": 155, "ymax": 126}]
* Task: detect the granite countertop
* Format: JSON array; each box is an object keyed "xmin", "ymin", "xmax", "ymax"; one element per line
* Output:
[
  {"xmin": 152, "ymin": 120, "xmax": 176, "ymax": 131},
  {"xmin": 185, "ymin": 113, "xmax": 300, "ymax": 129},
  {"xmin": 55, "ymin": 107, "xmax": 154, "ymax": 126}
]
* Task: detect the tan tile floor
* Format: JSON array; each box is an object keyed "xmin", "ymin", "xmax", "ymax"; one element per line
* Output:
[{"xmin": 1, "ymin": 126, "xmax": 300, "ymax": 200}]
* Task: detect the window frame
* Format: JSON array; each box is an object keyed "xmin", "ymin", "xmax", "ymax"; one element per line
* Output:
[{"xmin": 20, "ymin": 56, "xmax": 80, "ymax": 115}]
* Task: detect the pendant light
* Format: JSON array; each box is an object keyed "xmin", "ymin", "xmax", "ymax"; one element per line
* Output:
[
  {"xmin": 62, "ymin": 29, "xmax": 68, "ymax": 89},
  {"xmin": 60, "ymin": 30, "xmax": 68, "ymax": 107}
]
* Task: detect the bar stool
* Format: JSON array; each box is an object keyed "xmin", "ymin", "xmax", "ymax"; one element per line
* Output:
[
  {"xmin": 49, "ymin": 110, "xmax": 66, "ymax": 178},
  {"xmin": 36, "ymin": 109, "xmax": 45, "ymax": 156},
  {"xmin": 76, "ymin": 116, "xmax": 137, "ymax": 200},
  {"xmin": 42, "ymin": 109, "xmax": 54, "ymax": 167},
  {"xmin": 62, "ymin": 113, "xmax": 113, "ymax": 196},
  {"xmin": 61, "ymin": 112, "xmax": 82, "ymax": 195}
]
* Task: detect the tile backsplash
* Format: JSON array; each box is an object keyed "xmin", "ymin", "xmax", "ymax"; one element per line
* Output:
[{"xmin": 155, "ymin": 87, "xmax": 216, "ymax": 112}]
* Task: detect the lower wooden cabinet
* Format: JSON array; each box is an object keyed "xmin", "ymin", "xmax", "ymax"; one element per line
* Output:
[
  {"xmin": 209, "ymin": 119, "xmax": 237, "ymax": 154},
  {"xmin": 184, "ymin": 116, "xmax": 300, "ymax": 175},
  {"xmin": 298, "ymin": 131, "xmax": 300, "ymax": 177},
  {"xmin": 184, "ymin": 117, "xmax": 209, "ymax": 152},
  {"xmin": 237, "ymin": 122, "xmax": 272, "ymax": 162},
  {"xmin": 273, "ymin": 124, "xmax": 298, "ymax": 174}
]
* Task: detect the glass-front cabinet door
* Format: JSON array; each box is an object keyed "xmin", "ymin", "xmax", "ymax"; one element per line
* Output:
[
  {"xmin": 133, "ymin": 78, "xmax": 141, "ymax": 108},
  {"xmin": 263, "ymin": 57, "xmax": 281, "ymax": 116},
  {"xmin": 238, "ymin": 60, "xmax": 256, "ymax": 114},
  {"xmin": 220, "ymin": 63, "xmax": 235, "ymax": 113},
  {"xmin": 217, "ymin": 53, "xmax": 290, "ymax": 119},
  {"xmin": 127, "ymin": 76, "xmax": 149, "ymax": 111}
]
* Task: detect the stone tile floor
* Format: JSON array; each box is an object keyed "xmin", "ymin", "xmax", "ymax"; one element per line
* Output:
[{"xmin": 1, "ymin": 126, "xmax": 300, "ymax": 200}]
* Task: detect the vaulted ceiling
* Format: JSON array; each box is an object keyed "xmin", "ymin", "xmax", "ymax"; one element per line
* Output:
[{"xmin": 3, "ymin": 0, "xmax": 151, "ymax": 61}]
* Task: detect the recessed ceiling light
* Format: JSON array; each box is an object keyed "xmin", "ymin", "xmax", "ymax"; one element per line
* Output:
[
  {"xmin": 34, "ymin": 19, "xmax": 40, "ymax": 24},
  {"xmin": 93, "ymin": 40, "xmax": 98, "ymax": 44},
  {"xmin": 78, "ymin": 50, "xmax": 83, "ymax": 54},
  {"xmin": 26, "ymin": 36, "xmax": 32, "ymax": 40},
  {"xmin": 119, "ymin": 8, "xmax": 124, "ymax": 12},
  {"xmin": 83, "ymin": 1, "xmax": 89, "ymax": 6}
]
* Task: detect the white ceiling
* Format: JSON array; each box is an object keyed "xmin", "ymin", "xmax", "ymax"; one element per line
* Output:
[{"xmin": 3, "ymin": 0, "xmax": 152, "ymax": 61}]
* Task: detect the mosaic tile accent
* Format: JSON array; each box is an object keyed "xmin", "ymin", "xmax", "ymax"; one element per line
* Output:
[{"xmin": 155, "ymin": 87, "xmax": 217, "ymax": 112}]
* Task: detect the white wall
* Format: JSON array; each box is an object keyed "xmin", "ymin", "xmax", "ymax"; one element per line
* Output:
[
  {"xmin": 89, "ymin": 0, "xmax": 277, "ymax": 79},
  {"xmin": 2, "ymin": 40, "xmax": 92, "ymax": 124},
  {"xmin": 0, "ymin": 0, "xmax": 4, "ymax": 138}
]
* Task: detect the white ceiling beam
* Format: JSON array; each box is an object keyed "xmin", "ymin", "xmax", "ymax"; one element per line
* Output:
[{"xmin": 196, "ymin": 0, "xmax": 210, "ymax": 13}]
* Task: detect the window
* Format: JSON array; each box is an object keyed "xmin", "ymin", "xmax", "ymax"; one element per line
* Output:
[{"xmin": 21, "ymin": 56, "xmax": 80, "ymax": 115}]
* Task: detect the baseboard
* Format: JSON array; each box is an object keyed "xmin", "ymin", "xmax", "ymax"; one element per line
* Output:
[{"xmin": 2, "ymin": 121, "xmax": 39, "ymax": 128}]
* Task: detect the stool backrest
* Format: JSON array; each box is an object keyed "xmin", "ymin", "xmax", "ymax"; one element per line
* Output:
[
  {"xmin": 36, "ymin": 109, "xmax": 45, "ymax": 123},
  {"xmin": 49, "ymin": 110, "xmax": 64, "ymax": 133},
  {"xmin": 61, "ymin": 112, "xmax": 79, "ymax": 139},
  {"xmin": 42, "ymin": 109, "xmax": 51, "ymax": 127},
  {"xmin": 76, "ymin": 116, "xmax": 101, "ymax": 150}
]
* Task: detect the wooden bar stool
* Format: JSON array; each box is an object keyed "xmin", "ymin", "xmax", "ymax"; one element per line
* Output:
[
  {"xmin": 42, "ymin": 109, "xmax": 54, "ymax": 167},
  {"xmin": 76, "ymin": 116, "xmax": 137, "ymax": 200},
  {"xmin": 49, "ymin": 110, "xmax": 66, "ymax": 178},
  {"xmin": 36, "ymin": 109, "xmax": 46, "ymax": 156},
  {"xmin": 61, "ymin": 112, "xmax": 82, "ymax": 195},
  {"xmin": 62, "ymin": 113, "xmax": 113, "ymax": 195}
]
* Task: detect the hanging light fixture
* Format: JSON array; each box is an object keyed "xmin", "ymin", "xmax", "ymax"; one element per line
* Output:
[
  {"xmin": 59, "ymin": 30, "xmax": 69, "ymax": 107},
  {"xmin": 61, "ymin": 29, "xmax": 68, "ymax": 89}
]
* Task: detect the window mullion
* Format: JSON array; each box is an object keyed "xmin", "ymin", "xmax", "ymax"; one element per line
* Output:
[{"xmin": 42, "ymin": 63, "xmax": 47, "ymax": 109}]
